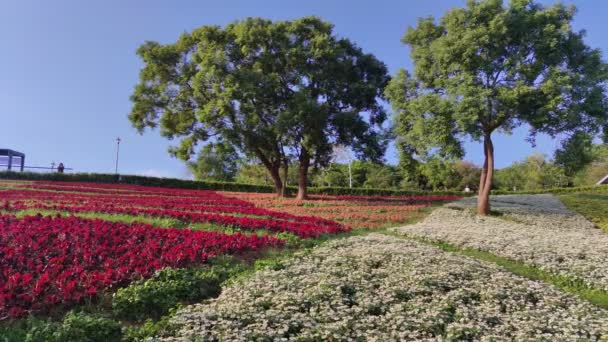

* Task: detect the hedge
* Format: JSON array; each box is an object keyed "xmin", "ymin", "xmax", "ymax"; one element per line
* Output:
[
  {"xmin": 491, "ymin": 184, "xmax": 608, "ymax": 195},
  {"xmin": 0, "ymin": 171, "xmax": 470, "ymax": 197}
]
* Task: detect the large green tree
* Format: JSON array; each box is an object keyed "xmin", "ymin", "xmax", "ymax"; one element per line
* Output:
[
  {"xmin": 129, "ymin": 16, "xmax": 389, "ymax": 199},
  {"xmin": 386, "ymin": 0, "xmax": 608, "ymax": 215}
]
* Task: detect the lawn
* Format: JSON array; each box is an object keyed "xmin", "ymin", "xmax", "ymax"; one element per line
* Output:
[{"xmin": 559, "ymin": 193, "xmax": 608, "ymax": 232}]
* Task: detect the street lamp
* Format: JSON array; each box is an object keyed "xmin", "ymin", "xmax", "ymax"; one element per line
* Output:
[{"xmin": 115, "ymin": 137, "xmax": 121, "ymax": 174}]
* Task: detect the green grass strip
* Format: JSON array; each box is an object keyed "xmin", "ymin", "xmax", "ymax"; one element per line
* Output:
[
  {"xmin": 558, "ymin": 193, "xmax": 608, "ymax": 233},
  {"xmin": 388, "ymin": 232, "xmax": 608, "ymax": 309}
]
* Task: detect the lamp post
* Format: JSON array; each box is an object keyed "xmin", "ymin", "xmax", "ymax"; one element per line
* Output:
[{"xmin": 115, "ymin": 137, "xmax": 121, "ymax": 174}]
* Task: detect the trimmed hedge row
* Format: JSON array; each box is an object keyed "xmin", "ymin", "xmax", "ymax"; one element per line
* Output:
[
  {"xmin": 305, "ymin": 186, "xmax": 470, "ymax": 197},
  {"xmin": 0, "ymin": 171, "xmax": 276, "ymax": 193},
  {"xmin": 491, "ymin": 184, "xmax": 608, "ymax": 195},
  {"xmin": 0, "ymin": 171, "xmax": 469, "ymax": 197}
]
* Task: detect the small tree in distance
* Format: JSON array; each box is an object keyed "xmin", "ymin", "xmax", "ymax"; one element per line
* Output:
[{"xmin": 386, "ymin": 0, "xmax": 608, "ymax": 215}]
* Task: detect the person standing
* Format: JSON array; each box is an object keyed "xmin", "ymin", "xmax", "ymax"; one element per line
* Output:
[{"xmin": 57, "ymin": 162, "xmax": 65, "ymax": 173}]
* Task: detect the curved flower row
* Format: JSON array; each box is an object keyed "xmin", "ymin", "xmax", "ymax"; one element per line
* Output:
[
  {"xmin": 5, "ymin": 202, "xmax": 347, "ymax": 238},
  {"xmin": 3, "ymin": 190, "xmax": 342, "ymax": 229},
  {"xmin": 19, "ymin": 181, "xmax": 232, "ymax": 198},
  {"xmin": 0, "ymin": 214, "xmax": 283, "ymax": 318},
  {"xmin": 223, "ymin": 192, "xmax": 460, "ymax": 229},
  {"xmin": 3, "ymin": 188, "xmax": 252, "ymax": 207}
]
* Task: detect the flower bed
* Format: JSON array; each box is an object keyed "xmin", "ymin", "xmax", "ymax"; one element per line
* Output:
[
  {"xmin": 167, "ymin": 234, "xmax": 608, "ymax": 340},
  {"xmin": 0, "ymin": 182, "xmax": 348, "ymax": 238},
  {"xmin": 393, "ymin": 195, "xmax": 608, "ymax": 291},
  {"xmin": 222, "ymin": 192, "xmax": 459, "ymax": 229},
  {"xmin": 0, "ymin": 214, "xmax": 283, "ymax": 318}
]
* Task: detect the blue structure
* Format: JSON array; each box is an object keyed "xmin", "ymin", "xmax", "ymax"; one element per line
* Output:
[{"xmin": 0, "ymin": 149, "xmax": 25, "ymax": 171}]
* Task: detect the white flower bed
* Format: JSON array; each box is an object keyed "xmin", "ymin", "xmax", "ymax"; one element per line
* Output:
[
  {"xmin": 448, "ymin": 194, "xmax": 596, "ymax": 229},
  {"xmin": 166, "ymin": 234, "xmax": 608, "ymax": 341},
  {"xmin": 394, "ymin": 195, "xmax": 608, "ymax": 290}
]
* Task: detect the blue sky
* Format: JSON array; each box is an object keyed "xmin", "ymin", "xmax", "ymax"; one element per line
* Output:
[{"xmin": 1, "ymin": 0, "xmax": 606, "ymax": 178}]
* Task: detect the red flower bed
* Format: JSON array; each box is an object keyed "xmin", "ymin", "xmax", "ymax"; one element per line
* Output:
[
  {"xmin": 1, "ymin": 181, "xmax": 348, "ymax": 238},
  {"xmin": 0, "ymin": 214, "xmax": 283, "ymax": 318},
  {"xmin": 1, "ymin": 189, "xmax": 342, "ymax": 229}
]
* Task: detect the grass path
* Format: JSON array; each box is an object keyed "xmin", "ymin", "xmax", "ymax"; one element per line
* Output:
[{"xmin": 559, "ymin": 193, "xmax": 608, "ymax": 232}]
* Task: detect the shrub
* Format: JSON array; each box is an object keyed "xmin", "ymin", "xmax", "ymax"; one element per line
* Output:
[
  {"xmin": 12, "ymin": 312, "xmax": 122, "ymax": 342},
  {"xmin": 112, "ymin": 260, "xmax": 244, "ymax": 321},
  {"xmin": 52, "ymin": 312, "xmax": 123, "ymax": 342}
]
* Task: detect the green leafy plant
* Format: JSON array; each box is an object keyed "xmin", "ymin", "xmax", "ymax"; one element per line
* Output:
[{"xmin": 112, "ymin": 260, "xmax": 243, "ymax": 321}]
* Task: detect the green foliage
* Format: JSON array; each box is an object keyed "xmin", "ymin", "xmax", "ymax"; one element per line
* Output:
[
  {"xmin": 123, "ymin": 314, "xmax": 177, "ymax": 341},
  {"xmin": 559, "ymin": 193, "xmax": 608, "ymax": 232},
  {"xmin": 235, "ymin": 162, "xmax": 300, "ymax": 187},
  {"xmin": 0, "ymin": 171, "xmax": 277, "ymax": 193},
  {"xmin": 0, "ymin": 312, "xmax": 123, "ymax": 342},
  {"xmin": 454, "ymin": 161, "xmax": 481, "ymax": 191},
  {"xmin": 312, "ymin": 164, "xmax": 349, "ymax": 188},
  {"xmin": 112, "ymin": 260, "xmax": 243, "ymax": 321},
  {"xmin": 187, "ymin": 142, "xmax": 240, "ymax": 182},
  {"xmin": 234, "ymin": 163, "xmax": 275, "ymax": 186},
  {"xmin": 387, "ymin": 0, "xmax": 608, "ymax": 212},
  {"xmin": 52, "ymin": 312, "xmax": 122, "ymax": 342},
  {"xmin": 495, "ymin": 154, "xmax": 569, "ymax": 191},
  {"xmin": 0, "ymin": 171, "xmax": 470, "ymax": 197},
  {"xmin": 362, "ymin": 164, "xmax": 401, "ymax": 189},
  {"xmin": 128, "ymin": 16, "xmax": 390, "ymax": 195},
  {"xmin": 491, "ymin": 184, "xmax": 608, "ymax": 195},
  {"xmin": 554, "ymin": 132, "xmax": 595, "ymax": 177},
  {"xmin": 418, "ymin": 156, "xmax": 460, "ymax": 190},
  {"xmin": 572, "ymin": 144, "xmax": 608, "ymax": 186},
  {"xmin": 306, "ymin": 185, "xmax": 468, "ymax": 197}
]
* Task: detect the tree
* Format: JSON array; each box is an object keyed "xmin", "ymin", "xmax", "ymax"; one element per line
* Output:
[
  {"xmin": 386, "ymin": 0, "xmax": 608, "ymax": 215},
  {"xmin": 495, "ymin": 154, "xmax": 568, "ymax": 190},
  {"xmin": 495, "ymin": 163, "xmax": 526, "ymax": 191},
  {"xmin": 235, "ymin": 163, "xmax": 274, "ymax": 185},
  {"xmin": 573, "ymin": 144, "xmax": 608, "ymax": 185},
  {"xmin": 363, "ymin": 164, "xmax": 401, "ymax": 189},
  {"xmin": 312, "ymin": 163, "xmax": 349, "ymax": 187},
  {"xmin": 454, "ymin": 161, "xmax": 481, "ymax": 191},
  {"xmin": 554, "ymin": 131, "xmax": 594, "ymax": 177},
  {"xmin": 128, "ymin": 17, "xmax": 389, "ymax": 199},
  {"xmin": 418, "ymin": 156, "xmax": 460, "ymax": 190},
  {"xmin": 187, "ymin": 142, "xmax": 239, "ymax": 182}
]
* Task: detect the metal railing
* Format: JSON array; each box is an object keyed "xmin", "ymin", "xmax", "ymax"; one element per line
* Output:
[{"xmin": 0, "ymin": 165, "xmax": 74, "ymax": 172}]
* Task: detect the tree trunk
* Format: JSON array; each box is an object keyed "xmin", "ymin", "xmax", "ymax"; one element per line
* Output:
[
  {"xmin": 254, "ymin": 149, "xmax": 286, "ymax": 198},
  {"xmin": 281, "ymin": 159, "xmax": 289, "ymax": 197},
  {"xmin": 296, "ymin": 148, "xmax": 310, "ymax": 200},
  {"xmin": 477, "ymin": 133, "xmax": 494, "ymax": 215},
  {"xmin": 269, "ymin": 166, "xmax": 284, "ymax": 198}
]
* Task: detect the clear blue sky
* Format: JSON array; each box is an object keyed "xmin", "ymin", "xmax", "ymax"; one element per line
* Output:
[{"xmin": 1, "ymin": 0, "xmax": 606, "ymax": 178}]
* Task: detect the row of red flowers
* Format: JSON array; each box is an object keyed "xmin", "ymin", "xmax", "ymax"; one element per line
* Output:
[
  {"xmin": 4, "ymin": 201, "xmax": 346, "ymax": 238},
  {"xmin": 1, "ymin": 188, "xmax": 343, "ymax": 229},
  {"xmin": 0, "ymin": 214, "xmax": 283, "ymax": 318},
  {"xmin": 17, "ymin": 181, "xmax": 231, "ymax": 198}
]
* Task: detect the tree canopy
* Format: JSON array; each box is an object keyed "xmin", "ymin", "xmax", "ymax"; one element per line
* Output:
[
  {"xmin": 129, "ymin": 16, "xmax": 389, "ymax": 198},
  {"xmin": 386, "ymin": 0, "xmax": 608, "ymax": 214},
  {"xmin": 187, "ymin": 142, "xmax": 239, "ymax": 182}
]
